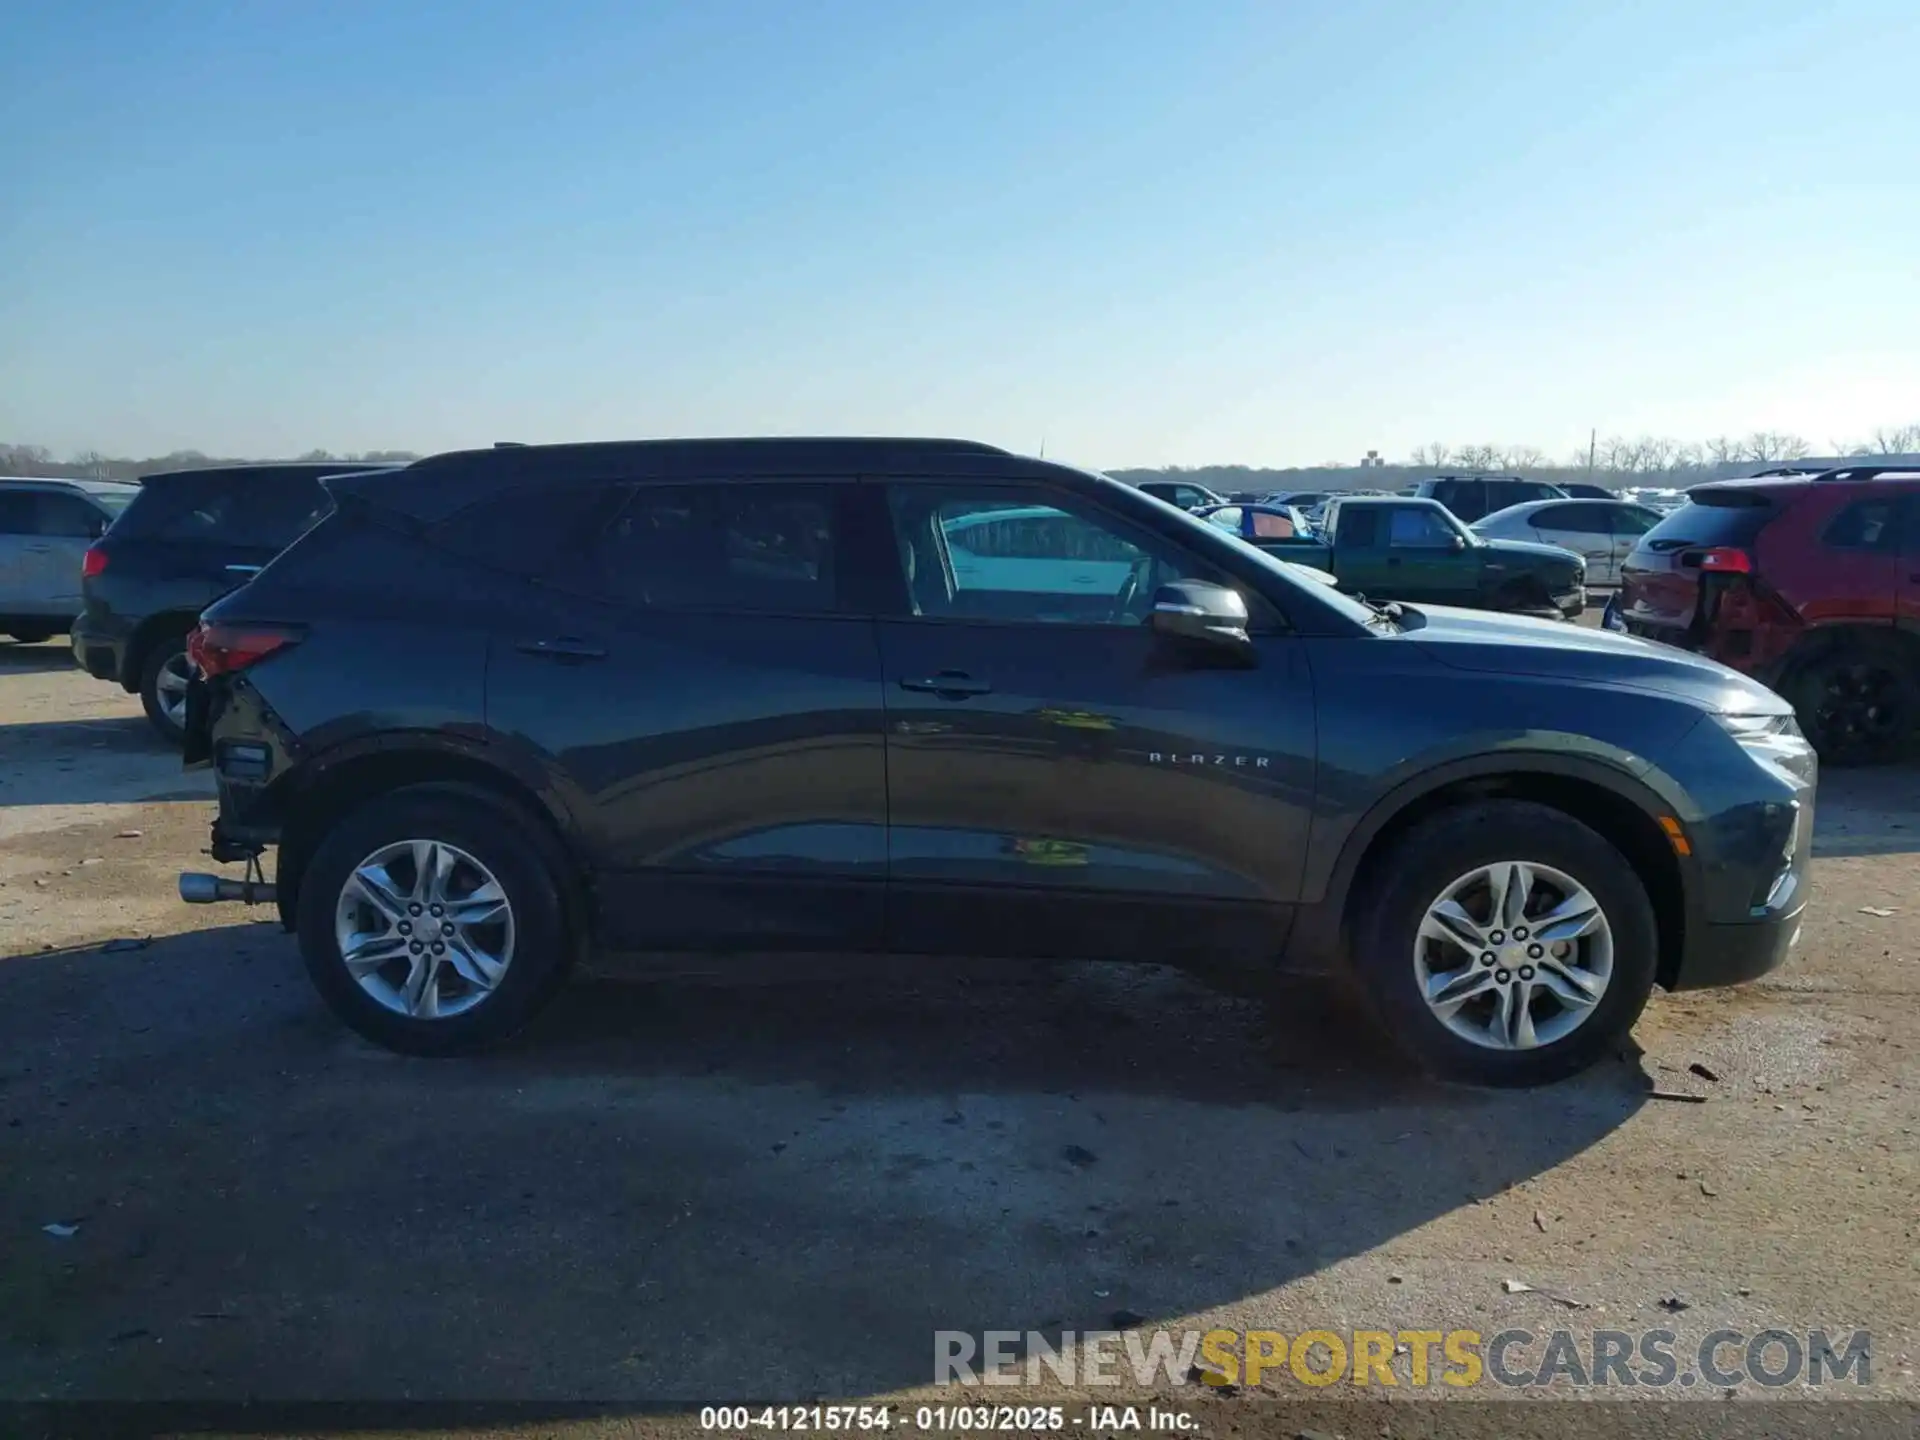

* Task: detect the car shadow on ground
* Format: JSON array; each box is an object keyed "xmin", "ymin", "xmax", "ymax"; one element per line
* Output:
[
  {"xmin": 0, "ymin": 716, "xmax": 204, "ymax": 809},
  {"xmin": 0, "ymin": 922, "xmax": 1650, "ymax": 1406},
  {"xmin": 0, "ymin": 639, "xmax": 86, "ymax": 676}
]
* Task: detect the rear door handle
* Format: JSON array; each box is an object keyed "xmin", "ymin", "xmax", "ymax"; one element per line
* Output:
[
  {"xmin": 899, "ymin": 672, "xmax": 992, "ymax": 698},
  {"xmin": 517, "ymin": 636, "xmax": 608, "ymax": 662},
  {"xmin": 225, "ymin": 563, "xmax": 263, "ymax": 577}
]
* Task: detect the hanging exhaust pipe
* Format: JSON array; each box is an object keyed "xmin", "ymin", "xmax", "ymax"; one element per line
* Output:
[{"xmin": 179, "ymin": 872, "xmax": 276, "ymax": 905}]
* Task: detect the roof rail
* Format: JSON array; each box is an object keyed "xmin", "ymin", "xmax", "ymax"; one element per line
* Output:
[{"xmin": 1811, "ymin": 463, "xmax": 1920, "ymax": 482}]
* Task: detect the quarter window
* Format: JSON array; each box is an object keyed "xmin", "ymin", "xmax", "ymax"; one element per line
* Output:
[
  {"xmin": 156, "ymin": 480, "xmax": 331, "ymax": 547},
  {"xmin": 1822, "ymin": 498, "xmax": 1903, "ymax": 554},
  {"xmin": 588, "ymin": 483, "xmax": 839, "ymax": 612}
]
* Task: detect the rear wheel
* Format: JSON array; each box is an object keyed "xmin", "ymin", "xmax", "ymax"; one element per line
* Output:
[
  {"xmin": 138, "ymin": 637, "xmax": 194, "ymax": 743},
  {"xmin": 1787, "ymin": 642, "xmax": 1918, "ymax": 766},
  {"xmin": 1350, "ymin": 800, "xmax": 1658, "ymax": 1087},
  {"xmin": 295, "ymin": 787, "xmax": 575, "ymax": 1055},
  {"xmin": 5, "ymin": 626, "xmax": 57, "ymax": 644}
]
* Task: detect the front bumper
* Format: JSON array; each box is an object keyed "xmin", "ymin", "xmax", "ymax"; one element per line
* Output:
[
  {"xmin": 1667, "ymin": 903, "xmax": 1805, "ymax": 990},
  {"xmin": 1555, "ymin": 585, "xmax": 1587, "ymax": 620}
]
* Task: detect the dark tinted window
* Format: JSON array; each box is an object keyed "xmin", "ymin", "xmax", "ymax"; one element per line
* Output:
[
  {"xmin": 155, "ymin": 477, "xmax": 331, "ymax": 547},
  {"xmin": 1336, "ymin": 507, "xmax": 1382, "ymax": 546},
  {"xmin": 33, "ymin": 493, "xmax": 101, "ymax": 537},
  {"xmin": 1534, "ymin": 502, "xmax": 1611, "ymax": 534},
  {"xmin": 1822, "ymin": 498, "xmax": 1904, "ymax": 553},
  {"xmin": 0, "ymin": 491, "xmax": 100, "ymax": 536},
  {"xmin": 1637, "ymin": 491, "xmax": 1775, "ymax": 552},
  {"xmin": 1388, "ymin": 507, "xmax": 1457, "ymax": 547},
  {"xmin": 587, "ymin": 483, "xmax": 838, "ymax": 612},
  {"xmin": 1610, "ymin": 505, "xmax": 1661, "ymax": 536},
  {"xmin": 1432, "ymin": 480, "xmax": 1483, "ymax": 517},
  {"xmin": 429, "ymin": 484, "xmax": 609, "ymax": 576}
]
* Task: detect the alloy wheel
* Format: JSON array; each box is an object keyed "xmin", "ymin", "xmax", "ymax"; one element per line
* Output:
[
  {"xmin": 333, "ymin": 839, "xmax": 516, "ymax": 1019},
  {"xmin": 154, "ymin": 653, "xmax": 195, "ymax": 729},
  {"xmin": 1412, "ymin": 860, "xmax": 1614, "ymax": 1051}
]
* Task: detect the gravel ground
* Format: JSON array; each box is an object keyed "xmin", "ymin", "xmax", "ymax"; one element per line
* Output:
[{"xmin": 1, "ymin": 636, "xmax": 1916, "ymax": 1438}]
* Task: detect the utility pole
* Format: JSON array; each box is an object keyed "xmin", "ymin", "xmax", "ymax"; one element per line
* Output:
[{"xmin": 1586, "ymin": 429, "xmax": 1597, "ymax": 484}]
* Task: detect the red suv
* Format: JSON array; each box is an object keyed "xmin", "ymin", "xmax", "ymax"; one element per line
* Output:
[{"xmin": 1616, "ymin": 465, "xmax": 1920, "ymax": 764}]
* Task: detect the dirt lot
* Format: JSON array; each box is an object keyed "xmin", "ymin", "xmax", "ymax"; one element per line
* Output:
[{"xmin": 2, "ymin": 635, "xmax": 1917, "ymax": 1435}]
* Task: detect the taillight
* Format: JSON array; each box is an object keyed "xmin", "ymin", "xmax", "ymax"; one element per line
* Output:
[
  {"xmin": 81, "ymin": 546, "xmax": 108, "ymax": 579},
  {"xmin": 1694, "ymin": 547, "xmax": 1752, "ymax": 574},
  {"xmin": 187, "ymin": 622, "xmax": 302, "ymax": 678}
]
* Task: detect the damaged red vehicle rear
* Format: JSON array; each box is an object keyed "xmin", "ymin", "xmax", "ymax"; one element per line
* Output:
[{"xmin": 1617, "ymin": 466, "xmax": 1920, "ymax": 764}]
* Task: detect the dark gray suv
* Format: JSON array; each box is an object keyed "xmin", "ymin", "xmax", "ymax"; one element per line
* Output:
[{"xmin": 177, "ymin": 438, "xmax": 1815, "ymax": 1085}]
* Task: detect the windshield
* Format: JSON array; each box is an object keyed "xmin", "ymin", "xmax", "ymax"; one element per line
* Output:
[{"xmin": 93, "ymin": 491, "xmax": 135, "ymax": 515}]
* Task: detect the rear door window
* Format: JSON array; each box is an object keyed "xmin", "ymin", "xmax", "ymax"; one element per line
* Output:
[
  {"xmin": 1535, "ymin": 502, "xmax": 1611, "ymax": 534},
  {"xmin": 1204, "ymin": 506, "xmax": 1243, "ymax": 532},
  {"xmin": 33, "ymin": 493, "xmax": 101, "ymax": 537}
]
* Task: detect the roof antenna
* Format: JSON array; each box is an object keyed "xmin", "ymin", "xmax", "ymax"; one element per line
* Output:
[{"xmin": 1039, "ymin": 435, "xmax": 1047, "ymax": 459}]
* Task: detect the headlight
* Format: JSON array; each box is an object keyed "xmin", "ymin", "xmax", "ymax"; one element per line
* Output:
[{"xmin": 1716, "ymin": 711, "xmax": 1817, "ymax": 787}]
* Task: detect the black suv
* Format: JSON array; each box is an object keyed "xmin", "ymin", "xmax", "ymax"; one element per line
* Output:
[
  {"xmin": 72, "ymin": 462, "xmax": 400, "ymax": 741},
  {"xmin": 179, "ymin": 439, "xmax": 1814, "ymax": 1086},
  {"xmin": 1415, "ymin": 475, "xmax": 1570, "ymax": 523}
]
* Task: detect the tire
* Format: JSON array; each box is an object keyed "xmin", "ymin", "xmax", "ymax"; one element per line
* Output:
[
  {"xmin": 1785, "ymin": 640, "xmax": 1919, "ymax": 767},
  {"xmin": 295, "ymin": 786, "xmax": 576, "ymax": 1055},
  {"xmin": 1349, "ymin": 799, "xmax": 1658, "ymax": 1087},
  {"xmin": 5, "ymin": 626, "xmax": 56, "ymax": 644},
  {"xmin": 138, "ymin": 636, "xmax": 194, "ymax": 744}
]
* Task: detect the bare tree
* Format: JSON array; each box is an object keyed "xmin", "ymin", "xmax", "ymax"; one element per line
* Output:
[
  {"xmin": 1862, "ymin": 423, "xmax": 1920, "ymax": 455},
  {"xmin": 1450, "ymin": 443, "xmax": 1503, "ymax": 471},
  {"xmin": 1408, "ymin": 443, "xmax": 1452, "ymax": 468},
  {"xmin": 1703, "ymin": 436, "xmax": 1743, "ymax": 467},
  {"xmin": 1741, "ymin": 432, "xmax": 1811, "ymax": 463},
  {"xmin": 1501, "ymin": 444, "xmax": 1549, "ymax": 470}
]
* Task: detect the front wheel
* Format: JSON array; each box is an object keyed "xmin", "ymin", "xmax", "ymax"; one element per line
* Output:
[
  {"xmin": 5, "ymin": 625, "xmax": 57, "ymax": 644},
  {"xmin": 295, "ymin": 787, "xmax": 575, "ymax": 1055},
  {"xmin": 1350, "ymin": 800, "xmax": 1658, "ymax": 1087}
]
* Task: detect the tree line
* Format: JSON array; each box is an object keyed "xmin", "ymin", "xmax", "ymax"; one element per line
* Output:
[
  {"xmin": 6, "ymin": 420, "xmax": 1918, "ymax": 493},
  {"xmin": 0, "ymin": 445, "xmax": 421, "ymax": 483}
]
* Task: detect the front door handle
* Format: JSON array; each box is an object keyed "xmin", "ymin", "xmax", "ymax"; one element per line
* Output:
[
  {"xmin": 225, "ymin": 563, "xmax": 264, "ymax": 577},
  {"xmin": 899, "ymin": 671, "xmax": 992, "ymax": 699},
  {"xmin": 517, "ymin": 636, "xmax": 609, "ymax": 662}
]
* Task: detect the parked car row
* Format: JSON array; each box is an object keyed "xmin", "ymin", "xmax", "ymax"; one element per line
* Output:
[{"xmin": 168, "ymin": 437, "xmax": 1815, "ymax": 1086}]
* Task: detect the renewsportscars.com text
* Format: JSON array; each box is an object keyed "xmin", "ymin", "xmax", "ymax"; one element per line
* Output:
[{"xmin": 935, "ymin": 1327, "xmax": 1873, "ymax": 1390}]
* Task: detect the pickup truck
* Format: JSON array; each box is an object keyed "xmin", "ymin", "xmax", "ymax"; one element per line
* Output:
[{"xmin": 1252, "ymin": 496, "xmax": 1587, "ymax": 616}]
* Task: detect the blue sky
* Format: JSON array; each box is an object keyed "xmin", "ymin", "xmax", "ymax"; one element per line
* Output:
[{"xmin": 4, "ymin": 0, "xmax": 1917, "ymax": 466}]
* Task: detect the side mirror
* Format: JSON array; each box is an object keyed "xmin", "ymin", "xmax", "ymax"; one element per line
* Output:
[
  {"xmin": 1449, "ymin": 534, "xmax": 1467, "ymax": 551},
  {"xmin": 1149, "ymin": 581, "xmax": 1254, "ymax": 663}
]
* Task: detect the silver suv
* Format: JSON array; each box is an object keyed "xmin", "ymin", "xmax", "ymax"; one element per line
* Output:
[{"xmin": 0, "ymin": 478, "xmax": 140, "ymax": 642}]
